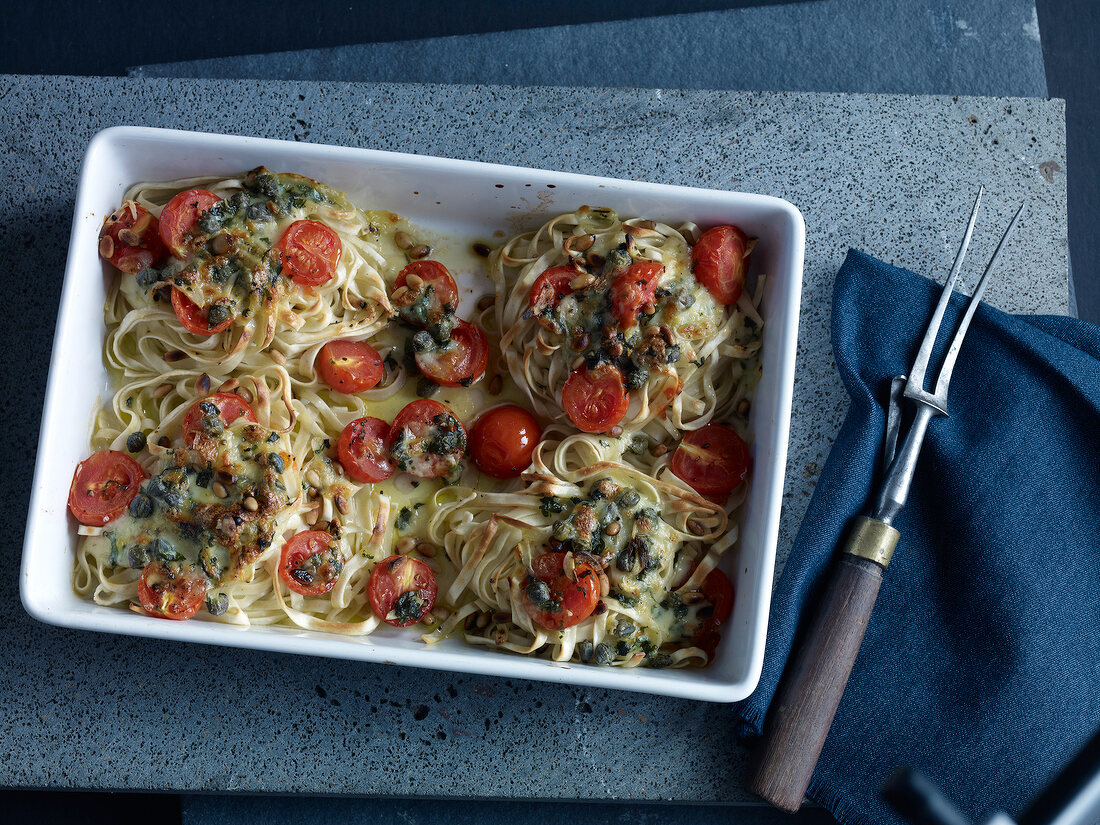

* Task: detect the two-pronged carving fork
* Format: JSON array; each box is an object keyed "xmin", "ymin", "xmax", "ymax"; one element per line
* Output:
[{"xmin": 747, "ymin": 189, "xmax": 1025, "ymax": 812}]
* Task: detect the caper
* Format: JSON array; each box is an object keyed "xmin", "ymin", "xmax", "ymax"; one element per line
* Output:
[
  {"xmin": 411, "ymin": 330, "xmax": 435, "ymax": 352},
  {"xmin": 205, "ymin": 593, "xmax": 229, "ymax": 616},
  {"xmin": 594, "ymin": 643, "xmax": 614, "ymax": 665},
  {"xmin": 552, "ymin": 520, "xmax": 576, "ymax": 541},
  {"xmin": 648, "ymin": 653, "xmax": 674, "ymax": 669},
  {"xmin": 126, "ymin": 432, "xmax": 147, "ymax": 453},
  {"xmin": 128, "ymin": 493, "xmax": 154, "ymax": 519},
  {"xmin": 615, "ymin": 641, "xmax": 631, "ymax": 656},
  {"xmin": 625, "ymin": 367, "xmax": 649, "ymax": 390},
  {"xmin": 150, "ymin": 537, "xmax": 179, "ymax": 562},
  {"xmin": 613, "ymin": 620, "xmax": 636, "ymax": 638},
  {"xmin": 525, "ymin": 580, "xmax": 551, "ymax": 606},
  {"xmin": 416, "ymin": 376, "xmax": 440, "ymax": 397},
  {"xmin": 615, "ymin": 547, "xmax": 636, "ymax": 573},
  {"xmin": 206, "ymin": 303, "xmax": 232, "ymax": 326},
  {"xmin": 577, "ymin": 640, "xmax": 594, "ymax": 664},
  {"xmin": 127, "ymin": 545, "xmax": 149, "ymax": 569},
  {"xmin": 616, "ymin": 489, "xmax": 641, "ymax": 510},
  {"xmin": 268, "ymin": 453, "xmax": 285, "ymax": 473}
]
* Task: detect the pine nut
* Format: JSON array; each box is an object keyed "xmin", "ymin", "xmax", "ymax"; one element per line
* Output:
[
  {"xmin": 405, "ymin": 272, "xmax": 424, "ymax": 290},
  {"xmin": 211, "ymin": 482, "xmax": 228, "ymax": 498},
  {"xmin": 687, "ymin": 519, "xmax": 705, "ymax": 535},
  {"xmin": 304, "ymin": 508, "xmax": 319, "ymax": 526},
  {"xmin": 164, "ymin": 350, "xmax": 186, "ymax": 362},
  {"xmin": 98, "ymin": 235, "xmax": 114, "ymax": 258},
  {"xmin": 243, "ymin": 496, "xmax": 259, "ymax": 511},
  {"xmin": 415, "ymin": 542, "xmax": 437, "ymax": 558},
  {"xmin": 396, "ymin": 537, "xmax": 417, "ymax": 554},
  {"xmin": 305, "ymin": 470, "xmax": 321, "ymax": 489},
  {"xmin": 152, "ymin": 383, "xmax": 172, "ymax": 399},
  {"xmin": 650, "ymin": 442, "xmax": 668, "ymax": 457},
  {"xmin": 599, "ymin": 571, "xmax": 610, "ymax": 597},
  {"xmin": 117, "ymin": 228, "xmax": 140, "ymax": 246},
  {"xmin": 605, "ymin": 521, "xmax": 621, "ymax": 536},
  {"xmin": 394, "ymin": 230, "xmax": 413, "ymax": 250},
  {"xmin": 488, "ymin": 374, "xmax": 503, "ymax": 395},
  {"xmin": 569, "ymin": 274, "xmax": 595, "ymax": 290},
  {"xmin": 568, "ymin": 234, "xmax": 594, "ymax": 252},
  {"xmin": 476, "ymin": 295, "xmax": 496, "ymax": 311},
  {"xmin": 334, "ymin": 492, "xmax": 350, "ymax": 515},
  {"xmin": 410, "ymin": 244, "xmax": 430, "ymax": 259}
]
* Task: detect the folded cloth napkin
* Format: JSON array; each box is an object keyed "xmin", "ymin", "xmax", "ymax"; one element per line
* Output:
[{"xmin": 737, "ymin": 250, "xmax": 1100, "ymax": 824}]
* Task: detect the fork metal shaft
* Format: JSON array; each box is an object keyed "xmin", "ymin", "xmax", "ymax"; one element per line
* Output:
[{"xmin": 873, "ymin": 403, "xmax": 937, "ymax": 525}]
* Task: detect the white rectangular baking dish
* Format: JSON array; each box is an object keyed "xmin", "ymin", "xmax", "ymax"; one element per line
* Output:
[{"xmin": 21, "ymin": 126, "xmax": 803, "ymax": 702}]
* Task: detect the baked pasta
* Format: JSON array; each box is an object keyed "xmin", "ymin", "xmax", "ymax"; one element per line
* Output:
[{"xmin": 68, "ymin": 170, "xmax": 763, "ymax": 669}]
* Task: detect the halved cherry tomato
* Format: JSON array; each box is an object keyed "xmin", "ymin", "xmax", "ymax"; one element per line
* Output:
[
  {"xmin": 561, "ymin": 363, "xmax": 630, "ymax": 434},
  {"xmin": 67, "ymin": 450, "xmax": 147, "ymax": 526},
  {"xmin": 171, "ymin": 287, "xmax": 234, "ymax": 336},
  {"xmin": 609, "ymin": 261, "xmax": 663, "ymax": 326},
  {"xmin": 337, "ymin": 417, "xmax": 395, "ymax": 483},
  {"xmin": 368, "ymin": 554, "xmax": 438, "ymax": 627},
  {"xmin": 181, "ymin": 393, "xmax": 258, "ymax": 447},
  {"xmin": 393, "ymin": 260, "xmax": 460, "ymax": 324},
  {"xmin": 690, "ymin": 225, "xmax": 749, "ymax": 305},
  {"xmin": 528, "ymin": 265, "xmax": 576, "ymax": 314},
  {"xmin": 414, "ymin": 320, "xmax": 489, "ymax": 387},
  {"xmin": 99, "ymin": 202, "xmax": 167, "ymax": 274},
  {"xmin": 159, "ymin": 189, "xmax": 221, "ymax": 259},
  {"xmin": 279, "ymin": 530, "xmax": 344, "ymax": 597},
  {"xmin": 701, "ymin": 568, "xmax": 735, "ymax": 625},
  {"xmin": 669, "ymin": 422, "xmax": 751, "ymax": 500},
  {"xmin": 137, "ymin": 561, "xmax": 207, "ymax": 620},
  {"xmin": 468, "ymin": 405, "xmax": 541, "ymax": 479},
  {"xmin": 388, "ymin": 399, "xmax": 467, "ymax": 479},
  {"xmin": 523, "ymin": 551, "xmax": 600, "ymax": 630},
  {"xmin": 277, "ymin": 219, "xmax": 342, "ymax": 287},
  {"xmin": 693, "ymin": 569, "xmax": 735, "ymax": 659},
  {"xmin": 317, "ymin": 339, "xmax": 384, "ymax": 393}
]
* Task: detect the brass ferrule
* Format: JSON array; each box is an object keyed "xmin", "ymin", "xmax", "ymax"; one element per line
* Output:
[{"xmin": 843, "ymin": 516, "xmax": 900, "ymax": 568}]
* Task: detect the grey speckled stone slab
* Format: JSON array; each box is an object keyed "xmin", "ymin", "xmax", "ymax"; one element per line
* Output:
[{"xmin": 0, "ymin": 75, "xmax": 1066, "ymax": 799}]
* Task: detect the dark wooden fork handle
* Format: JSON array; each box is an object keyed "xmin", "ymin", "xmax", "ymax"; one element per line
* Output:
[{"xmin": 747, "ymin": 539, "xmax": 892, "ymax": 812}]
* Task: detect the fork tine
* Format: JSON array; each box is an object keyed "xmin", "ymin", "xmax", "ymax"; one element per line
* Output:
[
  {"xmin": 932, "ymin": 201, "xmax": 1025, "ymax": 397},
  {"xmin": 907, "ymin": 186, "xmax": 984, "ymax": 392}
]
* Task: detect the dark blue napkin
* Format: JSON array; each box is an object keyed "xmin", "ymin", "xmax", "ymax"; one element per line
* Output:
[{"xmin": 738, "ymin": 250, "xmax": 1100, "ymax": 824}]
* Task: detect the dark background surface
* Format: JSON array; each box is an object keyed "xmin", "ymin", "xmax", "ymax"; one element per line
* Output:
[{"xmin": 0, "ymin": 1, "xmax": 1094, "ymax": 823}]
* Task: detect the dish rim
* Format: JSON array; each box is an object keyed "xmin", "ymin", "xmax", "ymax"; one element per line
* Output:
[{"xmin": 20, "ymin": 125, "xmax": 804, "ymax": 702}]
